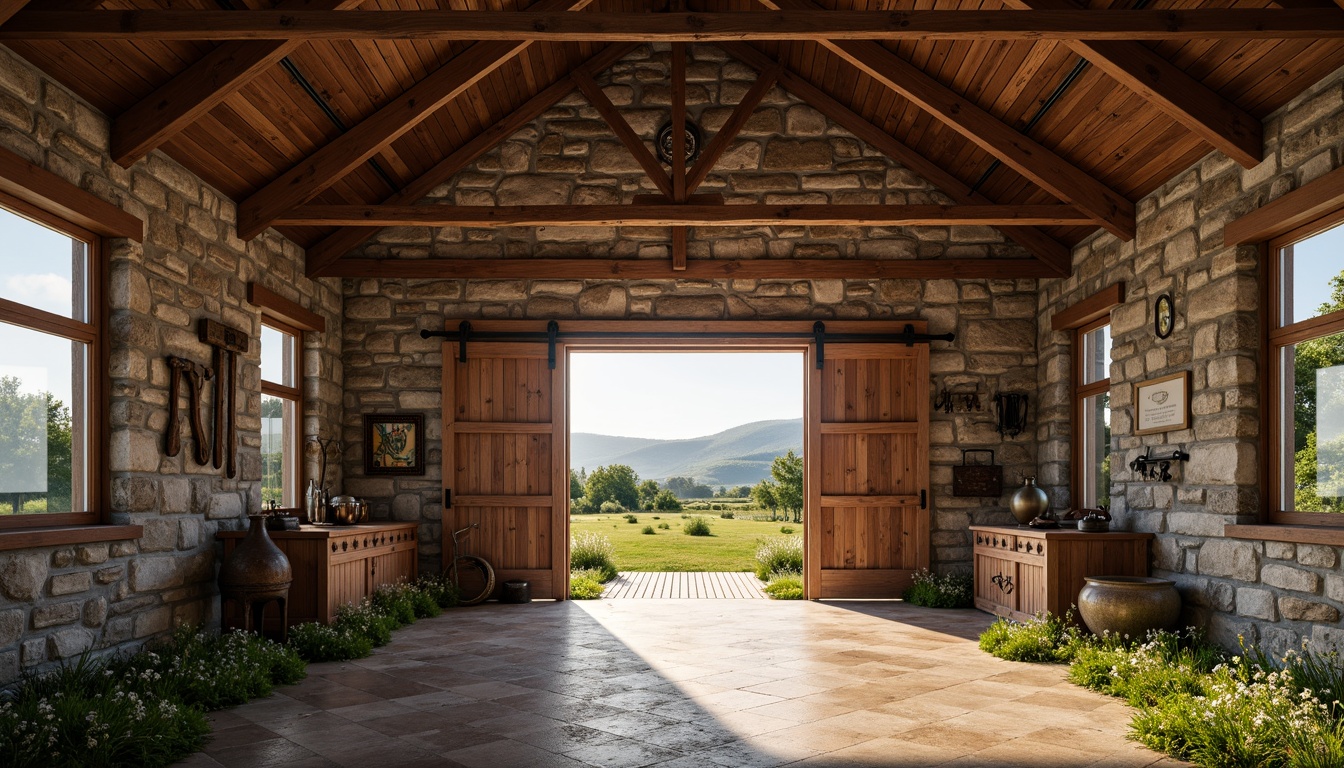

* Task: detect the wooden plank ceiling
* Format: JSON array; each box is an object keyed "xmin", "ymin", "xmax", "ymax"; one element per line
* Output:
[{"xmin": 4, "ymin": 0, "xmax": 1343, "ymax": 279}]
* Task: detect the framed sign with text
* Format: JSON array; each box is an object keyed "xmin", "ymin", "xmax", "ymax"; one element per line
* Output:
[{"xmin": 1134, "ymin": 372, "xmax": 1190, "ymax": 436}]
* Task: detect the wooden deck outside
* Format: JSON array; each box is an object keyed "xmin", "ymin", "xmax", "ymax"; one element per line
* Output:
[{"xmin": 602, "ymin": 571, "xmax": 768, "ymax": 599}]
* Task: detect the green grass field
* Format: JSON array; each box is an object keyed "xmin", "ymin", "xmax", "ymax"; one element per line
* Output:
[{"xmin": 569, "ymin": 512, "xmax": 800, "ymax": 572}]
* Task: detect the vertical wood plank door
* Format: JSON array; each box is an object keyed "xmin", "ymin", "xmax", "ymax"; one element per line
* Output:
[
  {"xmin": 443, "ymin": 341, "xmax": 567, "ymax": 599},
  {"xmin": 806, "ymin": 342, "xmax": 930, "ymax": 599}
]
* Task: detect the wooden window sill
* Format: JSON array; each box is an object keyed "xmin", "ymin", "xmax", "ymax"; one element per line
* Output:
[
  {"xmin": 0, "ymin": 524, "xmax": 143, "ymax": 552},
  {"xmin": 1224, "ymin": 524, "xmax": 1344, "ymax": 547}
]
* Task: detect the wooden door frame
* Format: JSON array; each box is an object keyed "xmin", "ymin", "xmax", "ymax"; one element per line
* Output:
[{"xmin": 442, "ymin": 319, "xmax": 929, "ymax": 599}]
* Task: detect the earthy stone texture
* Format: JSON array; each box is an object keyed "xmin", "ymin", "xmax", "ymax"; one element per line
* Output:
[
  {"xmin": 0, "ymin": 47, "xmax": 341, "ymax": 682},
  {"xmin": 1038, "ymin": 63, "xmax": 1344, "ymax": 654},
  {"xmin": 343, "ymin": 45, "xmax": 1037, "ymax": 575}
]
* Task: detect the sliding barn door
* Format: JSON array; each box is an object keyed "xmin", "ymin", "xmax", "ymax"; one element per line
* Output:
[
  {"xmin": 806, "ymin": 343, "xmax": 929, "ymax": 599},
  {"xmin": 443, "ymin": 342, "xmax": 567, "ymax": 599}
]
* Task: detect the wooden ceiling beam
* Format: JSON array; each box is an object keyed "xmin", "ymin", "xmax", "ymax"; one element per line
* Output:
[
  {"xmin": 719, "ymin": 42, "xmax": 1072, "ymax": 275},
  {"xmin": 111, "ymin": 0, "xmax": 363, "ymax": 169},
  {"xmin": 685, "ymin": 62, "xmax": 781, "ymax": 193},
  {"xmin": 1003, "ymin": 0, "xmax": 1261, "ymax": 169},
  {"xmin": 318, "ymin": 257, "xmax": 1058, "ymax": 280},
  {"xmin": 756, "ymin": 0, "xmax": 1134, "ymax": 241},
  {"xmin": 0, "ymin": 1, "xmax": 30, "ymax": 27},
  {"xmin": 303, "ymin": 43, "xmax": 636, "ymax": 277},
  {"xmin": 235, "ymin": 0, "xmax": 595, "ymax": 241},
  {"xmin": 572, "ymin": 70, "xmax": 675, "ymax": 199},
  {"xmin": 277, "ymin": 203, "xmax": 1093, "ymax": 227},
  {"xmin": 671, "ymin": 38, "xmax": 687, "ymax": 271},
  {"xmin": 11, "ymin": 10, "xmax": 1344, "ymax": 41}
]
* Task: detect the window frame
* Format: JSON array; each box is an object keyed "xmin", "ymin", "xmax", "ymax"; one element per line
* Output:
[
  {"xmin": 0, "ymin": 190, "xmax": 107, "ymax": 530},
  {"xmin": 1050, "ymin": 283, "xmax": 1125, "ymax": 513},
  {"xmin": 1267, "ymin": 207, "xmax": 1344, "ymax": 527},
  {"xmin": 260, "ymin": 317, "xmax": 302, "ymax": 512},
  {"xmin": 1074, "ymin": 317, "xmax": 1112, "ymax": 510}
]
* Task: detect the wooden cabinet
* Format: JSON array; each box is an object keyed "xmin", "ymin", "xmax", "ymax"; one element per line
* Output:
[
  {"xmin": 971, "ymin": 525, "xmax": 1152, "ymax": 622},
  {"xmin": 218, "ymin": 522, "xmax": 418, "ymax": 630}
]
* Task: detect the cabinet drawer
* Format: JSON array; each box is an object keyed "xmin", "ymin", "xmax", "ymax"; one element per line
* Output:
[
  {"xmin": 973, "ymin": 530, "xmax": 1015, "ymax": 553},
  {"xmin": 1015, "ymin": 538, "xmax": 1046, "ymax": 557}
]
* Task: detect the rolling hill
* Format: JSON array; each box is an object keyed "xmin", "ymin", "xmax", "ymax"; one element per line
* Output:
[{"xmin": 570, "ymin": 418, "xmax": 803, "ymax": 488}]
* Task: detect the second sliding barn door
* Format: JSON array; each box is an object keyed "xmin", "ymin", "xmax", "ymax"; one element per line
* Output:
[
  {"xmin": 806, "ymin": 342, "xmax": 930, "ymax": 599},
  {"xmin": 443, "ymin": 342, "xmax": 567, "ymax": 600}
]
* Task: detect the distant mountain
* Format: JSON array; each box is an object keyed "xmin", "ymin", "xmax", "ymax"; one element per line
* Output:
[{"xmin": 570, "ymin": 418, "xmax": 803, "ymax": 488}]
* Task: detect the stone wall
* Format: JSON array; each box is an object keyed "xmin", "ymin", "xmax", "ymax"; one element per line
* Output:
[
  {"xmin": 342, "ymin": 45, "xmax": 1040, "ymax": 575},
  {"xmin": 0, "ymin": 46, "xmax": 341, "ymax": 683},
  {"xmin": 1037, "ymin": 64, "xmax": 1344, "ymax": 654}
]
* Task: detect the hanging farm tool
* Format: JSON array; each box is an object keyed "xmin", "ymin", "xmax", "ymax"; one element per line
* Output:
[
  {"xmin": 166, "ymin": 355, "xmax": 213, "ymax": 465},
  {"xmin": 199, "ymin": 319, "xmax": 249, "ymax": 479}
]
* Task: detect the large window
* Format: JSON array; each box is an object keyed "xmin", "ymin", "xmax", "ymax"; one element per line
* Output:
[
  {"xmin": 1051, "ymin": 283, "xmax": 1123, "ymax": 513},
  {"xmin": 260, "ymin": 320, "xmax": 300, "ymax": 510},
  {"xmin": 0, "ymin": 199, "xmax": 101, "ymax": 526},
  {"xmin": 1076, "ymin": 320, "xmax": 1112, "ymax": 509},
  {"xmin": 1271, "ymin": 214, "xmax": 1344, "ymax": 523}
]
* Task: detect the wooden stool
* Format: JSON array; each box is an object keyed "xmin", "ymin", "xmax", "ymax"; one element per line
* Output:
[{"xmin": 222, "ymin": 584, "xmax": 291, "ymax": 642}]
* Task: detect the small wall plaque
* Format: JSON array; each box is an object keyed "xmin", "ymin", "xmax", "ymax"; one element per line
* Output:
[{"xmin": 1134, "ymin": 371, "xmax": 1190, "ymax": 435}]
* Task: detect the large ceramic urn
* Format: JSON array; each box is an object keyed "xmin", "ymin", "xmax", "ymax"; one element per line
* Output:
[
  {"xmin": 219, "ymin": 514, "xmax": 293, "ymax": 637},
  {"xmin": 1077, "ymin": 576, "xmax": 1181, "ymax": 640}
]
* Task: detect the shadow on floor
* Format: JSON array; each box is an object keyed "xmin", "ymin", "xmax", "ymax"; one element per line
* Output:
[
  {"xmin": 818, "ymin": 601, "xmax": 989, "ymax": 642},
  {"xmin": 178, "ymin": 600, "xmax": 1180, "ymax": 768}
]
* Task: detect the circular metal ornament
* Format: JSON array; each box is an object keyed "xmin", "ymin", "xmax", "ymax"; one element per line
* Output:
[
  {"xmin": 1154, "ymin": 293, "xmax": 1174, "ymax": 339},
  {"xmin": 655, "ymin": 120, "xmax": 703, "ymax": 165}
]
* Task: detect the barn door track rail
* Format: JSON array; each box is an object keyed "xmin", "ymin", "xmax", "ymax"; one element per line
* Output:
[{"xmin": 420, "ymin": 320, "xmax": 955, "ymax": 369}]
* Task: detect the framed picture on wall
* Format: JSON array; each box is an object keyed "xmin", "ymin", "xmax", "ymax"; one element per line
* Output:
[
  {"xmin": 363, "ymin": 413, "xmax": 426, "ymax": 475},
  {"xmin": 1133, "ymin": 372, "xmax": 1190, "ymax": 435}
]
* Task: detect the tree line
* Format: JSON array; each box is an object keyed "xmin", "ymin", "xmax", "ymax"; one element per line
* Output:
[{"xmin": 569, "ymin": 449, "xmax": 804, "ymax": 522}]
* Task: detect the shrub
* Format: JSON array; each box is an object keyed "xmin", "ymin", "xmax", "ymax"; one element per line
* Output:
[
  {"xmin": 623, "ymin": 513, "xmax": 639, "ymax": 524},
  {"xmin": 901, "ymin": 569, "xmax": 973, "ymax": 609},
  {"xmin": 370, "ymin": 584, "xmax": 418, "ymax": 627},
  {"xmin": 779, "ymin": 526, "xmax": 794, "ymax": 534},
  {"xmin": 719, "ymin": 511, "xmax": 734, "ymax": 519},
  {"xmin": 653, "ymin": 490, "xmax": 682, "ymax": 511},
  {"xmin": 754, "ymin": 535, "xmax": 803, "ymax": 580},
  {"xmin": 599, "ymin": 500, "xmax": 626, "ymax": 515},
  {"xmin": 657, "ymin": 522, "xmax": 670, "ymax": 530},
  {"xmin": 334, "ymin": 601, "xmax": 397, "ymax": 647},
  {"xmin": 569, "ymin": 569, "xmax": 606, "ymax": 599},
  {"xmin": 570, "ymin": 496, "xmax": 597, "ymax": 515},
  {"xmin": 641, "ymin": 525, "xmax": 655, "ymax": 534},
  {"xmin": 763, "ymin": 573, "xmax": 804, "ymax": 600},
  {"xmin": 415, "ymin": 575, "xmax": 460, "ymax": 609},
  {"xmin": 977, "ymin": 612, "xmax": 1083, "ymax": 663},
  {"xmin": 288, "ymin": 623, "xmax": 373, "ymax": 663},
  {"xmin": 571, "ymin": 531, "xmax": 618, "ymax": 582},
  {"xmin": 683, "ymin": 516, "xmax": 712, "ymax": 536}
]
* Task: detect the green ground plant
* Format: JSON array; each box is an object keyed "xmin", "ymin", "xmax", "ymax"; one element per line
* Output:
[
  {"xmin": 641, "ymin": 525, "xmax": 655, "ymax": 534},
  {"xmin": 902, "ymin": 569, "xmax": 973, "ymax": 609},
  {"xmin": 754, "ymin": 535, "xmax": 803, "ymax": 580},
  {"xmin": 570, "ymin": 531, "xmax": 618, "ymax": 581},
  {"xmin": 763, "ymin": 573, "xmax": 805, "ymax": 600},
  {"xmin": 683, "ymin": 516, "xmax": 713, "ymax": 536},
  {"xmin": 979, "ymin": 616, "xmax": 1344, "ymax": 767},
  {"xmin": 569, "ymin": 568, "xmax": 607, "ymax": 599}
]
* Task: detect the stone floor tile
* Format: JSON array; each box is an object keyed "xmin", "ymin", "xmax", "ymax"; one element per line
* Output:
[{"xmin": 563, "ymin": 737, "xmax": 686, "ymax": 768}]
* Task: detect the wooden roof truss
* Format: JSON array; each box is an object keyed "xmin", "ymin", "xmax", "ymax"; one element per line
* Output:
[{"xmin": 5, "ymin": 2, "xmax": 1344, "ymax": 280}]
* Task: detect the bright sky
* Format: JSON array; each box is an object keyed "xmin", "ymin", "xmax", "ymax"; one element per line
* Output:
[
  {"xmin": 569, "ymin": 352, "xmax": 805, "ymax": 439},
  {"xmin": 1289, "ymin": 222, "xmax": 1344, "ymax": 322},
  {"xmin": 0, "ymin": 207, "xmax": 84, "ymax": 409}
]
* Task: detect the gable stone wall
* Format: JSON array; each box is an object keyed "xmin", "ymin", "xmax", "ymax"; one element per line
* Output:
[
  {"xmin": 342, "ymin": 44, "xmax": 1042, "ymax": 576},
  {"xmin": 0, "ymin": 46, "xmax": 342, "ymax": 685},
  {"xmin": 1037, "ymin": 64, "xmax": 1344, "ymax": 655}
]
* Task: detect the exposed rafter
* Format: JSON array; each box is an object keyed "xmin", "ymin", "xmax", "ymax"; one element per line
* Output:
[
  {"xmin": 720, "ymin": 42, "xmax": 1072, "ymax": 275},
  {"xmin": 235, "ymin": 0, "xmax": 595, "ymax": 240},
  {"xmin": 276, "ymin": 203, "xmax": 1093, "ymax": 227},
  {"xmin": 9, "ymin": 9, "xmax": 1344, "ymax": 41},
  {"xmin": 0, "ymin": 1, "xmax": 29, "ymax": 27},
  {"xmin": 572, "ymin": 70, "xmax": 675, "ymax": 199},
  {"xmin": 111, "ymin": 0, "xmax": 363, "ymax": 168},
  {"xmin": 303, "ymin": 43, "xmax": 637, "ymax": 278},
  {"xmin": 319, "ymin": 257, "xmax": 1059, "ymax": 280},
  {"xmin": 671, "ymin": 37, "xmax": 688, "ymax": 271},
  {"xmin": 756, "ymin": 0, "xmax": 1134, "ymax": 241},
  {"xmin": 1003, "ymin": 0, "xmax": 1262, "ymax": 169}
]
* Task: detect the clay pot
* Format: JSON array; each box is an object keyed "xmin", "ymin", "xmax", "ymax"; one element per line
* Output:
[
  {"xmin": 1009, "ymin": 476, "xmax": 1049, "ymax": 526},
  {"xmin": 219, "ymin": 514, "xmax": 293, "ymax": 595},
  {"xmin": 1077, "ymin": 576, "xmax": 1181, "ymax": 640}
]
